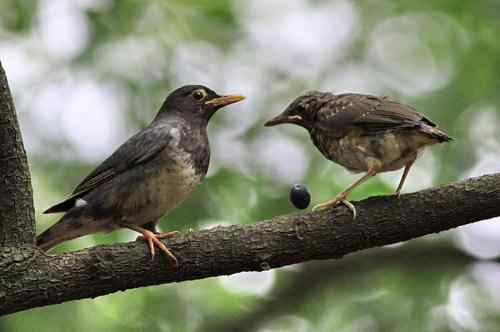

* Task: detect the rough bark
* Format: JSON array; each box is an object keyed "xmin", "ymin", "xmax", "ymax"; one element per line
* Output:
[
  {"xmin": 0, "ymin": 172, "xmax": 499, "ymax": 315},
  {"xmin": 0, "ymin": 61, "xmax": 35, "ymax": 247},
  {"xmin": 1, "ymin": 60, "xmax": 500, "ymax": 317}
]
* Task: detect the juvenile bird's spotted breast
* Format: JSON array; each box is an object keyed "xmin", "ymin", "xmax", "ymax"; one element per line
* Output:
[{"xmin": 312, "ymin": 128, "xmax": 434, "ymax": 173}]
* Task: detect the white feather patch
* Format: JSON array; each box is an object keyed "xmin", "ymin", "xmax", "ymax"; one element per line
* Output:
[
  {"xmin": 75, "ymin": 198, "xmax": 87, "ymax": 208},
  {"xmin": 169, "ymin": 127, "xmax": 181, "ymax": 146}
]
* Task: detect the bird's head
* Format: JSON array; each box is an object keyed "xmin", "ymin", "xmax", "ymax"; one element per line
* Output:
[
  {"xmin": 265, "ymin": 91, "xmax": 331, "ymax": 130},
  {"xmin": 157, "ymin": 85, "xmax": 245, "ymax": 124}
]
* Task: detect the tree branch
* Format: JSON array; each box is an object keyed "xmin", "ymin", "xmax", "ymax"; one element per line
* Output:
[
  {"xmin": 0, "ymin": 61, "xmax": 35, "ymax": 247},
  {"xmin": 1, "ymin": 172, "xmax": 499, "ymax": 315}
]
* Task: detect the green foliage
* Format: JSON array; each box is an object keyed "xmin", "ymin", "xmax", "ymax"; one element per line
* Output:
[{"xmin": 1, "ymin": 0, "xmax": 500, "ymax": 331}]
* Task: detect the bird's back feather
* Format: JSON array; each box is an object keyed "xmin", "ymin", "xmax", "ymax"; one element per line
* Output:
[
  {"xmin": 43, "ymin": 122, "xmax": 175, "ymax": 214},
  {"xmin": 316, "ymin": 94, "xmax": 452, "ymax": 141}
]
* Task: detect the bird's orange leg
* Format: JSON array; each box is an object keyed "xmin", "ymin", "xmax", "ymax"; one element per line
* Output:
[
  {"xmin": 312, "ymin": 168, "xmax": 378, "ymax": 219},
  {"xmin": 394, "ymin": 159, "xmax": 415, "ymax": 198},
  {"xmin": 126, "ymin": 224, "xmax": 178, "ymax": 266},
  {"xmin": 136, "ymin": 231, "xmax": 179, "ymax": 240}
]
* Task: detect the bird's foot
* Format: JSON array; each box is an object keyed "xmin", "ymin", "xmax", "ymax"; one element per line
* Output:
[
  {"xmin": 312, "ymin": 195, "xmax": 357, "ymax": 219},
  {"xmin": 136, "ymin": 231, "xmax": 179, "ymax": 241},
  {"xmin": 136, "ymin": 230, "xmax": 178, "ymax": 266}
]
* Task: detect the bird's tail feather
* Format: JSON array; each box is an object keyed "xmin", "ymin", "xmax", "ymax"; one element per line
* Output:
[
  {"xmin": 36, "ymin": 215, "xmax": 88, "ymax": 251},
  {"xmin": 421, "ymin": 125, "xmax": 453, "ymax": 143}
]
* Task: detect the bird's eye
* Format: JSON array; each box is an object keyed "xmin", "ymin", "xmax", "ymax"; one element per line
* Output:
[{"xmin": 192, "ymin": 89, "xmax": 207, "ymax": 101}]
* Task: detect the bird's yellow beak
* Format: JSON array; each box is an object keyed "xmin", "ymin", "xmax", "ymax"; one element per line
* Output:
[{"xmin": 205, "ymin": 94, "xmax": 245, "ymax": 108}]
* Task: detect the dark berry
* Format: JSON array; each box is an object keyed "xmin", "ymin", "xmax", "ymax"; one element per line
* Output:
[{"xmin": 290, "ymin": 184, "xmax": 311, "ymax": 209}]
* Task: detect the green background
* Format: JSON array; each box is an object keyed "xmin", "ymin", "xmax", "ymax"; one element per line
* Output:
[{"xmin": 1, "ymin": 0, "xmax": 500, "ymax": 331}]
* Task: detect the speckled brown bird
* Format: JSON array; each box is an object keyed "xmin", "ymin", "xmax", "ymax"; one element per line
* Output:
[
  {"xmin": 37, "ymin": 85, "xmax": 244, "ymax": 265},
  {"xmin": 265, "ymin": 91, "xmax": 452, "ymax": 217}
]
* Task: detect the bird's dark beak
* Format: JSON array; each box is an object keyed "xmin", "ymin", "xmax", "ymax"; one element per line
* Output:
[
  {"xmin": 205, "ymin": 94, "xmax": 245, "ymax": 108},
  {"xmin": 264, "ymin": 115, "xmax": 303, "ymax": 127}
]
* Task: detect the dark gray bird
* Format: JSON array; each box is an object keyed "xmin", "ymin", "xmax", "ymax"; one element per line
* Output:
[
  {"xmin": 37, "ymin": 85, "xmax": 244, "ymax": 264},
  {"xmin": 265, "ymin": 91, "xmax": 452, "ymax": 217}
]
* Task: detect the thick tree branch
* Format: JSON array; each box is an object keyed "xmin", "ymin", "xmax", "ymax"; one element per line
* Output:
[
  {"xmin": 1, "ymin": 172, "xmax": 499, "ymax": 315},
  {"xmin": 0, "ymin": 61, "xmax": 35, "ymax": 246}
]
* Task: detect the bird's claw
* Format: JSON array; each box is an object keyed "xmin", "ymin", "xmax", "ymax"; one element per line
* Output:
[
  {"xmin": 137, "ymin": 231, "xmax": 178, "ymax": 267},
  {"xmin": 341, "ymin": 199, "xmax": 357, "ymax": 219},
  {"xmin": 312, "ymin": 196, "xmax": 357, "ymax": 219}
]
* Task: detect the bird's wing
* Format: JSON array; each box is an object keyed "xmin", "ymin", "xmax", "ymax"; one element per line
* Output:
[
  {"xmin": 44, "ymin": 124, "xmax": 174, "ymax": 214},
  {"xmin": 316, "ymin": 94, "xmax": 435, "ymax": 137}
]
